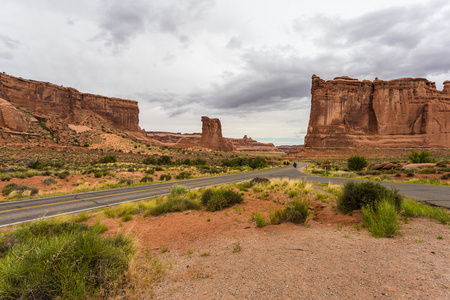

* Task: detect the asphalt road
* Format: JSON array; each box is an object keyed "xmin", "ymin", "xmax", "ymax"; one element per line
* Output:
[{"xmin": 0, "ymin": 164, "xmax": 448, "ymax": 227}]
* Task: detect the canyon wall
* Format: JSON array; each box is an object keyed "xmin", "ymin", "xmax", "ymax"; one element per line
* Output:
[
  {"xmin": 304, "ymin": 75, "xmax": 450, "ymax": 148},
  {"xmin": 0, "ymin": 73, "xmax": 140, "ymax": 132},
  {"xmin": 228, "ymin": 135, "xmax": 282, "ymax": 152}
]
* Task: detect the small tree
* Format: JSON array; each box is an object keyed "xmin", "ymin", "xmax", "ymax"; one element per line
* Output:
[
  {"xmin": 347, "ymin": 155, "xmax": 368, "ymax": 171},
  {"xmin": 408, "ymin": 150, "xmax": 435, "ymax": 163}
]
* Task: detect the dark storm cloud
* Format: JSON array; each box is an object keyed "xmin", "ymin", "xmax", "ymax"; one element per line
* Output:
[
  {"xmin": 293, "ymin": 1, "xmax": 450, "ymax": 80},
  {"xmin": 95, "ymin": 0, "xmax": 215, "ymax": 51}
]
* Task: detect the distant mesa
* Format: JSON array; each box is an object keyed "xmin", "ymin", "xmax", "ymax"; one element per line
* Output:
[{"xmin": 304, "ymin": 75, "xmax": 450, "ymax": 148}]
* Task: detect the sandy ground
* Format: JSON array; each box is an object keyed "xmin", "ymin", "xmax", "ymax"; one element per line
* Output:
[{"xmin": 89, "ymin": 195, "xmax": 449, "ymax": 300}]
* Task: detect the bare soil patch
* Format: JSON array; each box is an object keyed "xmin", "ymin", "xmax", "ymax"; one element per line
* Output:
[{"xmin": 85, "ymin": 189, "xmax": 449, "ymax": 299}]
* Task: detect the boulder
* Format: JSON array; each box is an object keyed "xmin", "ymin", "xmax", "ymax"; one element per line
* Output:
[
  {"xmin": 371, "ymin": 162, "xmax": 396, "ymax": 171},
  {"xmin": 0, "ymin": 97, "xmax": 28, "ymax": 132}
]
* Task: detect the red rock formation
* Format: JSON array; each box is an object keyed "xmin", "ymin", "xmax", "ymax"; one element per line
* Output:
[
  {"xmin": 304, "ymin": 75, "xmax": 450, "ymax": 148},
  {"xmin": 228, "ymin": 135, "xmax": 282, "ymax": 152},
  {"xmin": 0, "ymin": 73, "xmax": 140, "ymax": 132},
  {"xmin": 0, "ymin": 97, "xmax": 28, "ymax": 132},
  {"xmin": 199, "ymin": 116, "xmax": 234, "ymax": 151}
]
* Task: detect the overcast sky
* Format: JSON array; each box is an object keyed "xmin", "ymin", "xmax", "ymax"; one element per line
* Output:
[{"xmin": 1, "ymin": 0, "xmax": 449, "ymax": 145}]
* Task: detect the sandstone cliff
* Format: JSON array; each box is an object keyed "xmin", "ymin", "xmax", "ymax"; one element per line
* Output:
[
  {"xmin": 304, "ymin": 75, "xmax": 450, "ymax": 148},
  {"xmin": 199, "ymin": 116, "xmax": 234, "ymax": 151},
  {"xmin": 0, "ymin": 73, "xmax": 140, "ymax": 132}
]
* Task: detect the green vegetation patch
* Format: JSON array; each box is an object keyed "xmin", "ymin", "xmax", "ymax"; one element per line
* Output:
[
  {"xmin": 201, "ymin": 187, "xmax": 244, "ymax": 211},
  {"xmin": 338, "ymin": 181, "xmax": 403, "ymax": 213},
  {"xmin": 0, "ymin": 220, "xmax": 134, "ymax": 299}
]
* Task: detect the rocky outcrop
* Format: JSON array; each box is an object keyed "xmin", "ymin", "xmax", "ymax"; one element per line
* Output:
[
  {"xmin": 199, "ymin": 116, "xmax": 234, "ymax": 151},
  {"xmin": 0, "ymin": 73, "xmax": 140, "ymax": 132},
  {"xmin": 0, "ymin": 97, "xmax": 28, "ymax": 132},
  {"xmin": 304, "ymin": 75, "xmax": 450, "ymax": 148},
  {"xmin": 370, "ymin": 162, "xmax": 395, "ymax": 171},
  {"xmin": 228, "ymin": 135, "xmax": 282, "ymax": 152}
]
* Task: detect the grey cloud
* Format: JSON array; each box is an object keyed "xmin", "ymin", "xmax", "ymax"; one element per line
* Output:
[
  {"xmin": 0, "ymin": 35, "xmax": 20, "ymax": 49},
  {"xmin": 94, "ymin": 0, "xmax": 215, "ymax": 51},
  {"xmin": 227, "ymin": 36, "xmax": 242, "ymax": 50}
]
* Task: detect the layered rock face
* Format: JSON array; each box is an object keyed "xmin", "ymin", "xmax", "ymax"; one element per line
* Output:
[
  {"xmin": 0, "ymin": 73, "xmax": 140, "ymax": 132},
  {"xmin": 228, "ymin": 135, "xmax": 282, "ymax": 152},
  {"xmin": 199, "ymin": 116, "xmax": 234, "ymax": 151},
  {"xmin": 304, "ymin": 75, "xmax": 450, "ymax": 148}
]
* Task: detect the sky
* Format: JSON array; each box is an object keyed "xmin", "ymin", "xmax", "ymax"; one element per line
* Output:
[{"xmin": 1, "ymin": 0, "xmax": 450, "ymax": 146}]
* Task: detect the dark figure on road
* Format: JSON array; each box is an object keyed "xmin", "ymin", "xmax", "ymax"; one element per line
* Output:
[{"xmin": 293, "ymin": 162, "xmax": 297, "ymax": 168}]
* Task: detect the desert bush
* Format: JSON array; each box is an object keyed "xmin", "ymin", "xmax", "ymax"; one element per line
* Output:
[
  {"xmin": 118, "ymin": 178, "xmax": 134, "ymax": 185},
  {"xmin": 142, "ymin": 156, "xmax": 157, "ymax": 165},
  {"xmin": 157, "ymin": 155, "xmax": 172, "ymax": 165},
  {"xmin": 56, "ymin": 170, "xmax": 70, "ymax": 179},
  {"xmin": 408, "ymin": 150, "xmax": 435, "ymax": 163},
  {"xmin": 98, "ymin": 155, "xmax": 117, "ymax": 164},
  {"xmin": 121, "ymin": 213, "xmax": 133, "ymax": 222},
  {"xmin": 347, "ymin": 155, "xmax": 369, "ymax": 171},
  {"xmin": 436, "ymin": 161, "xmax": 448, "ymax": 167},
  {"xmin": 145, "ymin": 168, "xmax": 155, "ymax": 174},
  {"xmin": 418, "ymin": 167, "xmax": 437, "ymax": 174},
  {"xmin": 176, "ymin": 171, "xmax": 191, "ymax": 180},
  {"xmin": 251, "ymin": 213, "xmax": 267, "ymax": 227},
  {"xmin": 268, "ymin": 198, "xmax": 310, "ymax": 225},
  {"xmin": 28, "ymin": 158, "xmax": 46, "ymax": 170},
  {"xmin": 155, "ymin": 166, "xmax": 164, "ymax": 171},
  {"xmin": 2, "ymin": 183, "xmax": 18, "ymax": 196},
  {"xmin": 0, "ymin": 220, "xmax": 134, "ymax": 299},
  {"xmin": 140, "ymin": 175, "xmax": 153, "ymax": 183},
  {"xmin": 170, "ymin": 184, "xmax": 188, "ymax": 196},
  {"xmin": 159, "ymin": 174, "xmax": 171, "ymax": 181},
  {"xmin": 248, "ymin": 157, "xmax": 267, "ymax": 169},
  {"xmin": 42, "ymin": 177, "xmax": 57, "ymax": 185},
  {"xmin": 338, "ymin": 181, "xmax": 403, "ymax": 213},
  {"xmin": 363, "ymin": 200, "xmax": 400, "ymax": 238},
  {"xmin": 441, "ymin": 174, "xmax": 449, "ymax": 180},
  {"xmin": 201, "ymin": 187, "xmax": 244, "ymax": 211},
  {"xmin": 149, "ymin": 197, "xmax": 201, "ymax": 216},
  {"xmin": 0, "ymin": 173, "xmax": 12, "ymax": 181},
  {"xmin": 250, "ymin": 177, "xmax": 270, "ymax": 186}
]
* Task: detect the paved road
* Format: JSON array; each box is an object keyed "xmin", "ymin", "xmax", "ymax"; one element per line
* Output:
[
  {"xmin": 294, "ymin": 163, "xmax": 450, "ymax": 208},
  {"xmin": 0, "ymin": 165, "xmax": 448, "ymax": 227}
]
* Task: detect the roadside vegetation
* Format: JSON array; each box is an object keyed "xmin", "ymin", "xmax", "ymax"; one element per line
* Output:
[
  {"xmin": 305, "ymin": 150, "xmax": 450, "ymax": 186},
  {"xmin": 1, "ymin": 176, "xmax": 448, "ymax": 298},
  {"xmin": 0, "ymin": 147, "xmax": 284, "ymax": 202}
]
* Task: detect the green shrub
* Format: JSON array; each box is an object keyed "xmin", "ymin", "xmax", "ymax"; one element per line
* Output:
[
  {"xmin": 201, "ymin": 188, "xmax": 244, "ymax": 211},
  {"xmin": 441, "ymin": 174, "xmax": 449, "ymax": 180},
  {"xmin": 250, "ymin": 177, "xmax": 270, "ymax": 186},
  {"xmin": 176, "ymin": 171, "xmax": 191, "ymax": 180},
  {"xmin": 159, "ymin": 174, "xmax": 171, "ymax": 181},
  {"xmin": 140, "ymin": 175, "xmax": 153, "ymax": 183},
  {"xmin": 0, "ymin": 221, "xmax": 134, "ymax": 299},
  {"xmin": 418, "ymin": 167, "xmax": 437, "ymax": 174},
  {"xmin": 145, "ymin": 168, "xmax": 155, "ymax": 174},
  {"xmin": 408, "ymin": 150, "xmax": 435, "ymax": 163},
  {"xmin": 155, "ymin": 166, "xmax": 164, "ymax": 171},
  {"xmin": 2, "ymin": 184, "xmax": 38, "ymax": 198},
  {"xmin": 149, "ymin": 197, "xmax": 201, "ymax": 216},
  {"xmin": 347, "ymin": 155, "xmax": 369, "ymax": 171},
  {"xmin": 118, "ymin": 178, "xmax": 134, "ymax": 185},
  {"xmin": 2, "ymin": 183, "xmax": 17, "ymax": 196},
  {"xmin": 0, "ymin": 173, "xmax": 12, "ymax": 181},
  {"xmin": 98, "ymin": 155, "xmax": 117, "ymax": 164},
  {"xmin": 285, "ymin": 198, "xmax": 310, "ymax": 224},
  {"xmin": 363, "ymin": 200, "xmax": 400, "ymax": 238},
  {"xmin": 252, "ymin": 213, "xmax": 267, "ymax": 227},
  {"xmin": 436, "ymin": 161, "xmax": 448, "ymax": 167},
  {"xmin": 94, "ymin": 171, "xmax": 102, "ymax": 178},
  {"xmin": 121, "ymin": 213, "xmax": 133, "ymax": 222},
  {"xmin": 57, "ymin": 170, "xmax": 70, "ymax": 179},
  {"xmin": 338, "ymin": 181, "xmax": 403, "ymax": 213},
  {"xmin": 269, "ymin": 208, "xmax": 287, "ymax": 225},
  {"xmin": 170, "ymin": 184, "xmax": 188, "ymax": 196},
  {"xmin": 142, "ymin": 157, "xmax": 157, "ymax": 165},
  {"xmin": 157, "ymin": 155, "xmax": 172, "ymax": 165}
]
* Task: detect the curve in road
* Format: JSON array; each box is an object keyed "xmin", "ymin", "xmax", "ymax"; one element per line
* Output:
[{"xmin": 0, "ymin": 165, "xmax": 448, "ymax": 227}]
